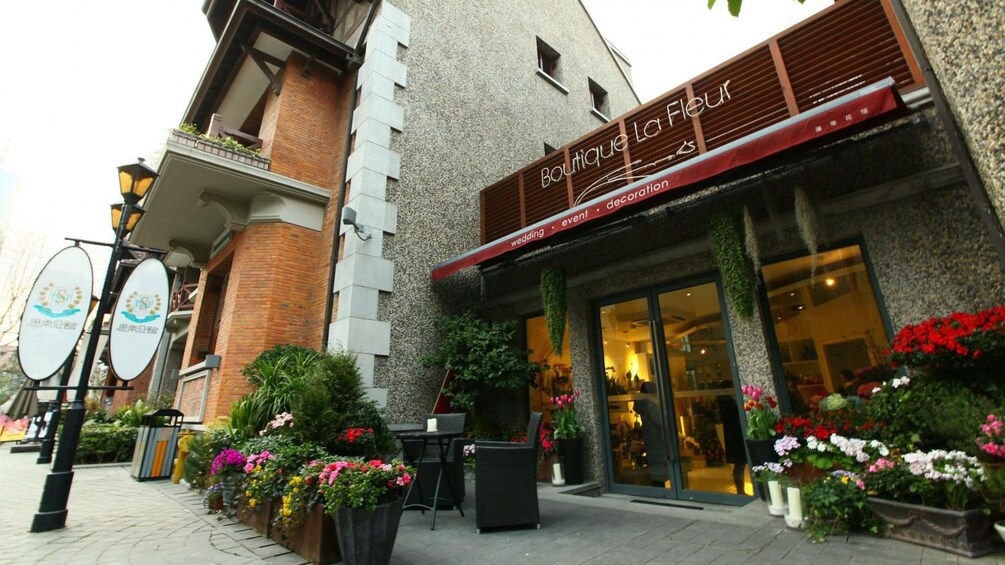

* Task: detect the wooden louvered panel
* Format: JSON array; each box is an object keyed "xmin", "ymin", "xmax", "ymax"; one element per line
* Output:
[
  {"xmin": 481, "ymin": 175, "xmax": 522, "ymax": 242},
  {"xmin": 569, "ymin": 126, "xmax": 632, "ymax": 205},
  {"xmin": 621, "ymin": 89, "xmax": 701, "ymax": 180},
  {"xmin": 695, "ymin": 47, "xmax": 789, "ymax": 150},
  {"xmin": 523, "ymin": 153, "xmax": 571, "ymax": 225},
  {"xmin": 780, "ymin": 0, "xmax": 913, "ymax": 110}
]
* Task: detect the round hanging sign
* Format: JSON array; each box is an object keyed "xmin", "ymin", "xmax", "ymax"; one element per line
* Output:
[
  {"xmin": 108, "ymin": 258, "xmax": 169, "ymax": 381},
  {"xmin": 17, "ymin": 246, "xmax": 94, "ymax": 381}
]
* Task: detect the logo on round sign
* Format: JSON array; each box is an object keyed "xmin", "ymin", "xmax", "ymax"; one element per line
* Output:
[
  {"xmin": 34, "ymin": 283, "xmax": 84, "ymax": 318},
  {"xmin": 121, "ymin": 291, "xmax": 162, "ymax": 324}
]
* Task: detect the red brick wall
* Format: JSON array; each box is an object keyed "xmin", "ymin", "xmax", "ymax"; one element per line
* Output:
[
  {"xmin": 262, "ymin": 53, "xmax": 344, "ymax": 190},
  {"xmin": 202, "ymin": 223, "xmax": 321, "ymax": 420}
]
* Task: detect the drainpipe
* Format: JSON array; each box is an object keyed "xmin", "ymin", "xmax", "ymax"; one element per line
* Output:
[
  {"xmin": 322, "ymin": 0, "xmax": 383, "ymax": 348},
  {"xmin": 887, "ymin": 0, "xmax": 1005, "ymax": 271}
]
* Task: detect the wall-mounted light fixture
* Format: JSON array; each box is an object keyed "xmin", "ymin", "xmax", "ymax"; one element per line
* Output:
[{"xmin": 341, "ymin": 206, "xmax": 371, "ymax": 241}]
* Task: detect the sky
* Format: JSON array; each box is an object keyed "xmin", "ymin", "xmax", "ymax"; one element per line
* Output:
[{"xmin": 0, "ymin": 0, "xmax": 831, "ymax": 263}]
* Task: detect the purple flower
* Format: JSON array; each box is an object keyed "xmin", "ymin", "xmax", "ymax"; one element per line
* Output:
[
  {"xmin": 774, "ymin": 435, "xmax": 800, "ymax": 457},
  {"xmin": 212, "ymin": 449, "xmax": 247, "ymax": 475}
]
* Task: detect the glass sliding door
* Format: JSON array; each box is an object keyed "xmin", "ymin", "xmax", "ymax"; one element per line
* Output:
[
  {"xmin": 600, "ymin": 296, "xmax": 673, "ymax": 491},
  {"xmin": 657, "ymin": 283, "xmax": 750, "ymax": 497},
  {"xmin": 598, "ymin": 279, "xmax": 751, "ymax": 502}
]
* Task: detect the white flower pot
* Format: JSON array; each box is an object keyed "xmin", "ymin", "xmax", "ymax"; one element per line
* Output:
[
  {"xmin": 783, "ymin": 486, "xmax": 808, "ymax": 529},
  {"xmin": 767, "ymin": 480, "xmax": 785, "ymax": 517}
]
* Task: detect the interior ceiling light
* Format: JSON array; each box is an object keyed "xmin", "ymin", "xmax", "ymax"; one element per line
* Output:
[{"xmin": 825, "ymin": 277, "xmax": 836, "ymax": 286}]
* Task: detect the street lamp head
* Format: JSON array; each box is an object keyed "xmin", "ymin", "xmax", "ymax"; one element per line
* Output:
[
  {"xmin": 117, "ymin": 158, "xmax": 158, "ymax": 204},
  {"xmin": 110, "ymin": 202, "xmax": 145, "ymax": 233}
]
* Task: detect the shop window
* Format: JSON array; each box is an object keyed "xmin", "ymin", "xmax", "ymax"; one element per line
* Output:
[
  {"xmin": 588, "ymin": 78, "xmax": 609, "ymax": 120},
  {"xmin": 762, "ymin": 244, "xmax": 892, "ymax": 414},
  {"xmin": 525, "ymin": 315, "xmax": 572, "ymax": 421}
]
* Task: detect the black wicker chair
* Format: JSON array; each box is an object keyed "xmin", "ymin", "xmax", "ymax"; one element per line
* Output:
[
  {"xmin": 474, "ymin": 412, "xmax": 543, "ymax": 533},
  {"xmin": 403, "ymin": 413, "xmax": 467, "ymax": 509}
]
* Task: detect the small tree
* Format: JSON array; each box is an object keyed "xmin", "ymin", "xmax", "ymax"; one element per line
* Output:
[{"xmin": 422, "ymin": 310, "xmax": 541, "ymax": 413}]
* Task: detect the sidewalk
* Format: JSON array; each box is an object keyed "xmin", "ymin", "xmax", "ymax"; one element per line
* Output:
[{"xmin": 2, "ymin": 444, "xmax": 1003, "ymax": 564}]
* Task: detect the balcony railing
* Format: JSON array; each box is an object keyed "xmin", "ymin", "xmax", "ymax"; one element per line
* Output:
[
  {"xmin": 479, "ymin": 0, "xmax": 923, "ymax": 244},
  {"xmin": 169, "ymin": 284, "xmax": 199, "ymax": 313},
  {"xmin": 170, "ymin": 115, "xmax": 271, "ymax": 171}
]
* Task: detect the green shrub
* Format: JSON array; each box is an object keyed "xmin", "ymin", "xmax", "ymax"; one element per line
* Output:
[
  {"xmin": 804, "ymin": 474, "xmax": 878, "ymax": 542},
  {"xmin": 293, "ymin": 350, "xmax": 393, "ymax": 457},
  {"xmin": 865, "ymin": 379, "xmax": 999, "ymax": 454},
  {"xmin": 74, "ymin": 422, "xmax": 138, "ymax": 464},
  {"xmin": 231, "ymin": 344, "xmax": 321, "ymax": 439},
  {"xmin": 421, "ymin": 310, "xmax": 540, "ymax": 412}
]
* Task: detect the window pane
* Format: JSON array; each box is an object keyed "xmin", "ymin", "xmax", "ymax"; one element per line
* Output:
[
  {"xmin": 762, "ymin": 244, "xmax": 892, "ymax": 413},
  {"xmin": 526, "ymin": 315, "xmax": 572, "ymax": 419}
]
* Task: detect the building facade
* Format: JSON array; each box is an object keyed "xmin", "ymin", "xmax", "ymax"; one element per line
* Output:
[
  {"xmin": 433, "ymin": 0, "xmax": 1005, "ymax": 504},
  {"xmin": 129, "ymin": 0, "xmax": 638, "ymax": 423}
]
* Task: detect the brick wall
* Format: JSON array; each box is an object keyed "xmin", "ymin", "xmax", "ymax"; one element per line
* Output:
[
  {"xmin": 201, "ymin": 223, "xmax": 322, "ymax": 420},
  {"xmin": 262, "ymin": 53, "xmax": 344, "ymax": 189}
]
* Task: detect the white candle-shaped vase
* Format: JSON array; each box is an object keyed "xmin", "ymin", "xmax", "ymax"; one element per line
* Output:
[
  {"xmin": 784, "ymin": 486, "xmax": 805, "ymax": 529},
  {"xmin": 427, "ymin": 418, "xmax": 438, "ymax": 432},
  {"xmin": 552, "ymin": 462, "xmax": 565, "ymax": 486},
  {"xmin": 767, "ymin": 480, "xmax": 785, "ymax": 517}
]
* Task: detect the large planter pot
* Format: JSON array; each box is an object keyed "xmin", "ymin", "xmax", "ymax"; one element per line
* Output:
[
  {"xmin": 272, "ymin": 502, "xmax": 341, "ymax": 565},
  {"xmin": 558, "ymin": 437, "xmax": 584, "ymax": 485},
  {"xmin": 746, "ymin": 438, "xmax": 779, "ymax": 466},
  {"xmin": 868, "ymin": 497, "xmax": 996, "ymax": 558},
  {"xmin": 237, "ymin": 497, "xmax": 272, "ymax": 537},
  {"xmin": 334, "ymin": 498, "xmax": 404, "ymax": 565}
]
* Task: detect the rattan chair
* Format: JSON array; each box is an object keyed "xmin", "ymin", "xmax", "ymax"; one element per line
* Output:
[
  {"xmin": 474, "ymin": 412, "xmax": 543, "ymax": 533},
  {"xmin": 402, "ymin": 413, "xmax": 466, "ymax": 509}
]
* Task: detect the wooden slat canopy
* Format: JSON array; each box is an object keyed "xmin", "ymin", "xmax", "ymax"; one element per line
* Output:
[{"xmin": 474, "ymin": 0, "xmax": 922, "ymax": 250}]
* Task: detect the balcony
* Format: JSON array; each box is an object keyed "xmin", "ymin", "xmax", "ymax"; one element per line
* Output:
[
  {"xmin": 187, "ymin": 0, "xmax": 375, "ymax": 132},
  {"xmin": 128, "ymin": 124, "xmax": 330, "ymax": 269}
]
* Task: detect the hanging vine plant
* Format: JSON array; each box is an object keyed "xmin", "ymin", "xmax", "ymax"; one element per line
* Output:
[
  {"xmin": 794, "ymin": 187, "xmax": 820, "ymax": 279},
  {"xmin": 710, "ymin": 212, "xmax": 755, "ymax": 320},
  {"xmin": 540, "ymin": 267, "xmax": 567, "ymax": 355}
]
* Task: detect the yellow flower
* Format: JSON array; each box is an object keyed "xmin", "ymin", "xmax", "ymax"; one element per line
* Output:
[
  {"xmin": 249, "ymin": 498, "xmax": 257, "ymax": 508},
  {"xmin": 840, "ymin": 476, "xmax": 850, "ymax": 484}
]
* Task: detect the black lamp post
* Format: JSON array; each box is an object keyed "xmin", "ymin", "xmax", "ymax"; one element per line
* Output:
[{"xmin": 31, "ymin": 159, "xmax": 157, "ymax": 533}]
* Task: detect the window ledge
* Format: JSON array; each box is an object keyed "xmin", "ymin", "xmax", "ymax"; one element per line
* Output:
[
  {"xmin": 536, "ymin": 69, "xmax": 569, "ymax": 95},
  {"xmin": 590, "ymin": 108, "xmax": 610, "ymax": 123}
]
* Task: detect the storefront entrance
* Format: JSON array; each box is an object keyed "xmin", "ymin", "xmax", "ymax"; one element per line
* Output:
[{"xmin": 596, "ymin": 278, "xmax": 752, "ymax": 503}]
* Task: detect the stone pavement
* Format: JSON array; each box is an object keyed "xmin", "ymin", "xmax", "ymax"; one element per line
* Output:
[{"xmin": 3, "ymin": 443, "xmax": 1004, "ymax": 564}]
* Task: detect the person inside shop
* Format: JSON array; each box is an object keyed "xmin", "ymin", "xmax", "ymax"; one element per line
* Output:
[
  {"xmin": 715, "ymin": 386, "xmax": 748, "ymax": 495},
  {"xmin": 635, "ymin": 381, "xmax": 668, "ymax": 487}
]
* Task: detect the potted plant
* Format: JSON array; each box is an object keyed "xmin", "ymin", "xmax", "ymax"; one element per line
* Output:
[
  {"xmin": 740, "ymin": 384, "xmax": 779, "ymax": 464},
  {"xmin": 551, "ymin": 390, "xmax": 585, "ymax": 485},
  {"xmin": 273, "ymin": 459, "xmax": 340, "ymax": 565},
  {"xmin": 211, "ymin": 448, "xmax": 247, "ymax": 512},
  {"xmin": 861, "ymin": 450, "xmax": 994, "ymax": 557},
  {"xmin": 318, "ymin": 459, "xmax": 414, "ymax": 565},
  {"xmin": 421, "ymin": 310, "xmax": 540, "ymax": 414},
  {"xmin": 887, "ymin": 305, "xmax": 1005, "ymax": 382},
  {"xmin": 802, "ymin": 471, "xmax": 877, "ymax": 540},
  {"xmin": 751, "ymin": 462, "xmax": 787, "ymax": 516}
]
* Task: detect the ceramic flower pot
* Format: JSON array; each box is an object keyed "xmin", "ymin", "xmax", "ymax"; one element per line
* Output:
[{"xmin": 994, "ymin": 520, "xmax": 1005, "ymax": 545}]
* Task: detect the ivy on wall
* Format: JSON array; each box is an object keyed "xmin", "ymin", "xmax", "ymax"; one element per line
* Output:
[
  {"xmin": 540, "ymin": 267, "xmax": 567, "ymax": 355},
  {"xmin": 710, "ymin": 212, "xmax": 755, "ymax": 320}
]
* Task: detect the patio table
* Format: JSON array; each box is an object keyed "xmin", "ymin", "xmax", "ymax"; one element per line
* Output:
[{"xmin": 394, "ymin": 429, "xmax": 465, "ymax": 530}]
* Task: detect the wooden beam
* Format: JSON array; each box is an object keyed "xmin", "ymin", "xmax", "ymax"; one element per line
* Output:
[{"xmin": 244, "ymin": 46, "xmax": 284, "ymax": 95}]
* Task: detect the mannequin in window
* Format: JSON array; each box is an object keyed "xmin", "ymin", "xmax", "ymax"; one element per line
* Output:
[{"xmin": 635, "ymin": 381, "xmax": 667, "ymax": 487}]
